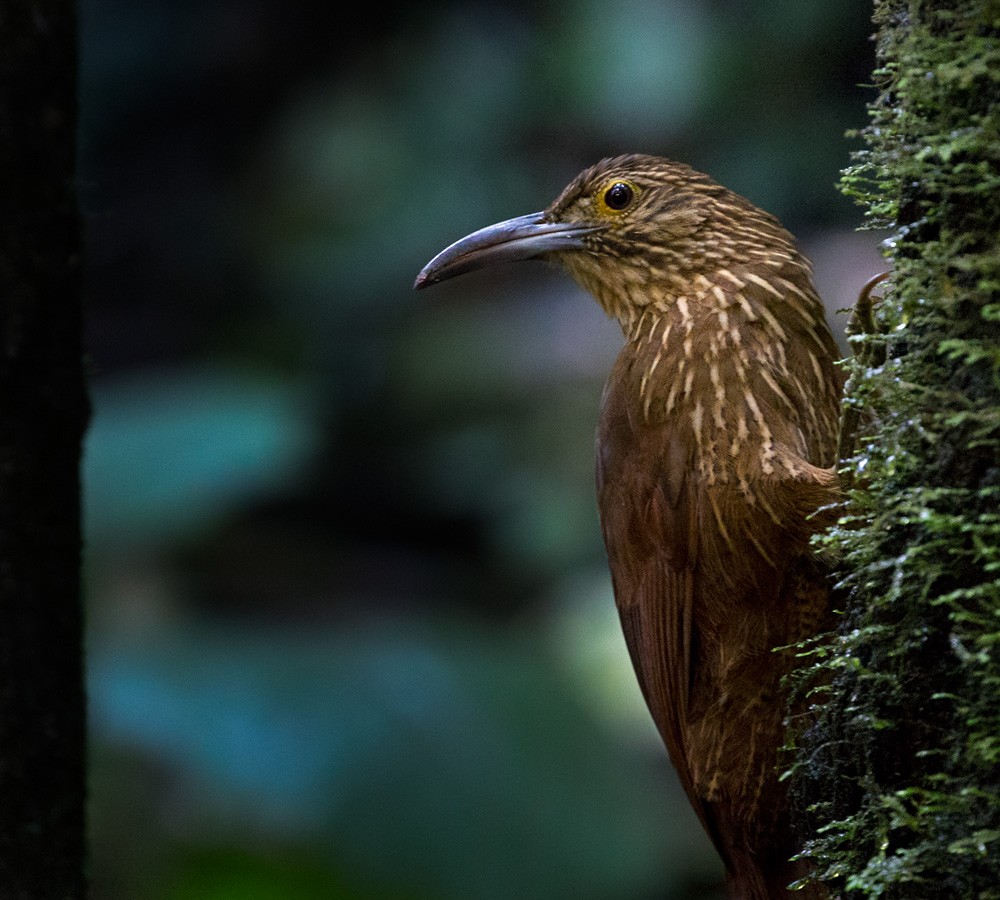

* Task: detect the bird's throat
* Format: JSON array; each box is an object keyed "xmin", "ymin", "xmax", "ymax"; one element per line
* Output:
[{"xmin": 612, "ymin": 264, "xmax": 840, "ymax": 489}]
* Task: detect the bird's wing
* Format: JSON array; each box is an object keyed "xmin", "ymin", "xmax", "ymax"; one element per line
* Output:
[
  {"xmin": 596, "ymin": 352, "xmax": 839, "ymax": 863},
  {"xmin": 600, "ymin": 435, "xmax": 737, "ymax": 858},
  {"xmin": 596, "ymin": 360, "xmax": 722, "ymax": 846}
]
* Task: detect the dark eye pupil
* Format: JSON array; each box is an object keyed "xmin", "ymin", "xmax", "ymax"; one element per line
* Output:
[{"xmin": 604, "ymin": 182, "xmax": 633, "ymax": 210}]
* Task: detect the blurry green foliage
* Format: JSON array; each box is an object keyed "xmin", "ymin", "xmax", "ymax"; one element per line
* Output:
[
  {"xmin": 89, "ymin": 618, "xmax": 705, "ymax": 899},
  {"xmin": 169, "ymin": 849, "xmax": 366, "ymax": 900}
]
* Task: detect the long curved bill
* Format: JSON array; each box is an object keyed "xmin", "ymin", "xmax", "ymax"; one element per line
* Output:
[{"xmin": 414, "ymin": 212, "xmax": 598, "ymax": 289}]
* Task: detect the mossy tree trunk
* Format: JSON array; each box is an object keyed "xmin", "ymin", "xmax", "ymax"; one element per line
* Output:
[
  {"xmin": 792, "ymin": 1, "xmax": 1000, "ymax": 897},
  {"xmin": 0, "ymin": 1, "xmax": 89, "ymax": 895}
]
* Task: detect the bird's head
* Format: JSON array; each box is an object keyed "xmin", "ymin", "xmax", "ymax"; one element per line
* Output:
[{"xmin": 415, "ymin": 154, "xmax": 797, "ymax": 326}]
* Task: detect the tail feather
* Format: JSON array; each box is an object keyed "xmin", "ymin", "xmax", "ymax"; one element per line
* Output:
[{"xmin": 724, "ymin": 845, "xmax": 824, "ymax": 899}]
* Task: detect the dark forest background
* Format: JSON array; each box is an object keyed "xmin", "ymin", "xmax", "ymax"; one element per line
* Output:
[{"xmin": 81, "ymin": 2, "xmax": 884, "ymax": 897}]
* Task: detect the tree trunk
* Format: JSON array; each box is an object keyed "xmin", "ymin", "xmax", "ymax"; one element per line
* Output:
[
  {"xmin": 791, "ymin": 1, "xmax": 1000, "ymax": 896},
  {"xmin": 0, "ymin": 1, "xmax": 89, "ymax": 895}
]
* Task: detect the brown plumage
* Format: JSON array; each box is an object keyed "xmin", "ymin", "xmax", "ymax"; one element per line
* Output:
[{"xmin": 416, "ymin": 154, "xmax": 842, "ymax": 899}]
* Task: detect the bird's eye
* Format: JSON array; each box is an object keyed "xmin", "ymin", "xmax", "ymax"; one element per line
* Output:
[{"xmin": 603, "ymin": 182, "xmax": 634, "ymax": 211}]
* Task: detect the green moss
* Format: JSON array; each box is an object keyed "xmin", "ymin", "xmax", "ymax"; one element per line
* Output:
[{"xmin": 787, "ymin": 1, "xmax": 1000, "ymax": 896}]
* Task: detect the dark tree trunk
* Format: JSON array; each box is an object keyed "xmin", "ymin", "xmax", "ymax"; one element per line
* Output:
[
  {"xmin": 0, "ymin": 1, "xmax": 89, "ymax": 896},
  {"xmin": 791, "ymin": 1, "xmax": 1000, "ymax": 896}
]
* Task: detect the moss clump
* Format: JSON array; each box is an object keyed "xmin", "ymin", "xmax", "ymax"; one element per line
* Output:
[{"xmin": 789, "ymin": 2, "xmax": 1000, "ymax": 896}]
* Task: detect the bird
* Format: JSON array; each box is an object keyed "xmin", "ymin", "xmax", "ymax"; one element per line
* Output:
[{"xmin": 415, "ymin": 154, "xmax": 842, "ymax": 899}]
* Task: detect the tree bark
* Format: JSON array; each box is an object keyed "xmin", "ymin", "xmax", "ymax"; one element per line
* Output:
[
  {"xmin": 791, "ymin": 1, "xmax": 1000, "ymax": 896},
  {"xmin": 0, "ymin": 1, "xmax": 89, "ymax": 895}
]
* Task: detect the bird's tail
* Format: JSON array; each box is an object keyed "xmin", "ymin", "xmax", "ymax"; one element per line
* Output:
[{"xmin": 724, "ymin": 844, "xmax": 825, "ymax": 899}]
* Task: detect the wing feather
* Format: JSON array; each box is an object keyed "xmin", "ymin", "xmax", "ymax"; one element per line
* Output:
[{"xmin": 596, "ymin": 343, "xmax": 840, "ymax": 880}]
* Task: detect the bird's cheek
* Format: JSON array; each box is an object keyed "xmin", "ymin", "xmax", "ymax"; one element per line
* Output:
[{"xmin": 559, "ymin": 255, "xmax": 607, "ymax": 296}]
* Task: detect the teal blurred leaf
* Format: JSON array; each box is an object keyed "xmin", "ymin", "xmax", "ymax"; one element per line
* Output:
[
  {"xmin": 544, "ymin": 0, "xmax": 711, "ymax": 141},
  {"xmin": 90, "ymin": 616, "xmax": 715, "ymax": 898},
  {"xmin": 85, "ymin": 367, "xmax": 319, "ymax": 548}
]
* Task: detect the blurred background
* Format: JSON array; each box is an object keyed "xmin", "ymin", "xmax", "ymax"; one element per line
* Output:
[{"xmin": 79, "ymin": 1, "xmax": 884, "ymax": 897}]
